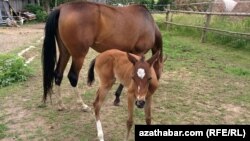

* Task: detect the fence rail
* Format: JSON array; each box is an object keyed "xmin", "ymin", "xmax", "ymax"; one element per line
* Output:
[
  {"xmin": 164, "ymin": 3, "xmax": 250, "ymax": 43},
  {"xmin": 167, "ymin": 10, "xmax": 250, "ymax": 16},
  {"xmin": 165, "ymin": 21, "xmax": 250, "ymax": 38},
  {"xmin": 172, "ymin": 1, "xmax": 250, "ymax": 6}
]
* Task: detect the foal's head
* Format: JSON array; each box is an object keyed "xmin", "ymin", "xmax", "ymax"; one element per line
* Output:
[{"xmin": 127, "ymin": 51, "xmax": 160, "ymax": 108}]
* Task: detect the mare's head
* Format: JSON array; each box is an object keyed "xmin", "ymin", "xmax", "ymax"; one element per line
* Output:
[{"xmin": 127, "ymin": 51, "xmax": 160, "ymax": 108}]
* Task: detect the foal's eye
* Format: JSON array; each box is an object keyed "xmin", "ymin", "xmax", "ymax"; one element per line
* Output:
[
  {"xmin": 132, "ymin": 76, "xmax": 135, "ymax": 80},
  {"xmin": 148, "ymin": 77, "xmax": 152, "ymax": 81}
]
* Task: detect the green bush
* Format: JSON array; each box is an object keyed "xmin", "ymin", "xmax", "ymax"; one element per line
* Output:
[
  {"xmin": 35, "ymin": 10, "xmax": 47, "ymax": 22},
  {"xmin": 0, "ymin": 54, "xmax": 32, "ymax": 87},
  {"xmin": 25, "ymin": 4, "xmax": 43, "ymax": 13},
  {"xmin": 24, "ymin": 4, "xmax": 47, "ymax": 22},
  {"xmin": 156, "ymin": 0, "xmax": 172, "ymax": 11}
]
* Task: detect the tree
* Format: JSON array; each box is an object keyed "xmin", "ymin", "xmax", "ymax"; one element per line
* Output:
[
  {"xmin": 35, "ymin": 0, "xmax": 41, "ymax": 6},
  {"xmin": 156, "ymin": 0, "xmax": 172, "ymax": 11},
  {"xmin": 43, "ymin": 0, "xmax": 51, "ymax": 13}
]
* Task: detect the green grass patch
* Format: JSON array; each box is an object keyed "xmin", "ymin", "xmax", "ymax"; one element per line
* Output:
[
  {"xmin": 224, "ymin": 66, "xmax": 250, "ymax": 76},
  {"xmin": 0, "ymin": 124, "xmax": 8, "ymax": 139},
  {"xmin": 0, "ymin": 54, "xmax": 32, "ymax": 88}
]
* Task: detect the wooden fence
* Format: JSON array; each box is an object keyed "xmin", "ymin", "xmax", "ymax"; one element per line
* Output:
[{"xmin": 164, "ymin": 2, "xmax": 250, "ymax": 43}]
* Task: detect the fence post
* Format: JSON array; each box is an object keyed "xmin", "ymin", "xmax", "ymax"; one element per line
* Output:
[
  {"xmin": 166, "ymin": 4, "xmax": 171, "ymax": 30},
  {"xmin": 200, "ymin": 1, "xmax": 213, "ymax": 43}
]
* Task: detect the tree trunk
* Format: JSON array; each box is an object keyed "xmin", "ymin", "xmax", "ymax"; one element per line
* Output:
[
  {"xmin": 43, "ymin": 0, "xmax": 51, "ymax": 13},
  {"xmin": 55, "ymin": 0, "xmax": 57, "ymax": 7},
  {"xmin": 37, "ymin": 0, "xmax": 40, "ymax": 6}
]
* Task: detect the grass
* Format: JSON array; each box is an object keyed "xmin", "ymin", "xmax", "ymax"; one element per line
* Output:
[
  {"xmin": 0, "ymin": 54, "xmax": 32, "ymax": 87},
  {"xmin": 153, "ymin": 13, "xmax": 250, "ymax": 50},
  {"xmin": 0, "ymin": 16, "xmax": 250, "ymax": 140},
  {"xmin": 0, "ymin": 124, "xmax": 8, "ymax": 139},
  {"xmin": 224, "ymin": 66, "xmax": 250, "ymax": 76}
]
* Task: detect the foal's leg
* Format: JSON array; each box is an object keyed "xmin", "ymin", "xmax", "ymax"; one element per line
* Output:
[
  {"xmin": 113, "ymin": 84, "xmax": 123, "ymax": 106},
  {"xmin": 144, "ymin": 95, "xmax": 152, "ymax": 125},
  {"xmin": 126, "ymin": 91, "xmax": 135, "ymax": 141},
  {"xmin": 93, "ymin": 83, "xmax": 113, "ymax": 141},
  {"xmin": 145, "ymin": 81, "xmax": 157, "ymax": 124},
  {"xmin": 54, "ymin": 43, "xmax": 70, "ymax": 111},
  {"xmin": 68, "ymin": 56, "xmax": 91, "ymax": 112}
]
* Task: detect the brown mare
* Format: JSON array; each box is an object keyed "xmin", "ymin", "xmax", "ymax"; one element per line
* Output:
[
  {"xmin": 87, "ymin": 49, "xmax": 161, "ymax": 141},
  {"xmin": 42, "ymin": 1, "xmax": 163, "ymax": 111}
]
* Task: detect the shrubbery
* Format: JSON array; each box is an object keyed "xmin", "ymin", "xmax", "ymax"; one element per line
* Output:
[
  {"xmin": 25, "ymin": 4, "xmax": 47, "ymax": 22},
  {"xmin": 0, "ymin": 54, "xmax": 32, "ymax": 87}
]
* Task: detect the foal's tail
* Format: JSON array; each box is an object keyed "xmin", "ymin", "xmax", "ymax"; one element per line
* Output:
[
  {"xmin": 87, "ymin": 58, "xmax": 96, "ymax": 86},
  {"xmin": 42, "ymin": 9, "xmax": 60, "ymax": 103}
]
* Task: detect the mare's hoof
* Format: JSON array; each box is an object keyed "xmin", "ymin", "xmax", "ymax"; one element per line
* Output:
[
  {"xmin": 58, "ymin": 105, "xmax": 66, "ymax": 111},
  {"xmin": 38, "ymin": 103, "xmax": 47, "ymax": 108},
  {"xmin": 113, "ymin": 99, "xmax": 120, "ymax": 106},
  {"xmin": 82, "ymin": 106, "xmax": 91, "ymax": 112}
]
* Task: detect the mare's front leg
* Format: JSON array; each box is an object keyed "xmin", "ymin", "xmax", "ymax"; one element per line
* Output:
[
  {"xmin": 54, "ymin": 85, "xmax": 66, "ymax": 111},
  {"xmin": 68, "ymin": 56, "xmax": 91, "ymax": 112},
  {"xmin": 126, "ymin": 91, "xmax": 135, "ymax": 141}
]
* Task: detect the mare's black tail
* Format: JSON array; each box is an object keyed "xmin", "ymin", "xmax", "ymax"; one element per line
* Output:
[{"xmin": 42, "ymin": 9, "xmax": 60, "ymax": 103}]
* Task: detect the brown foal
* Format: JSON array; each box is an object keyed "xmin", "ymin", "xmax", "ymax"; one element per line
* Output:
[{"xmin": 87, "ymin": 49, "xmax": 161, "ymax": 141}]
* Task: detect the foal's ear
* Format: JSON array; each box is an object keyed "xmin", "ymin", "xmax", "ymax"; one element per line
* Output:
[
  {"xmin": 140, "ymin": 55, "xmax": 145, "ymax": 62},
  {"xmin": 147, "ymin": 51, "xmax": 160, "ymax": 66},
  {"xmin": 127, "ymin": 53, "xmax": 138, "ymax": 65}
]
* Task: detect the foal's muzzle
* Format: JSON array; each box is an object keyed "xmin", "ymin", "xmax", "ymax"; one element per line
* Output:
[{"xmin": 135, "ymin": 100, "xmax": 145, "ymax": 108}]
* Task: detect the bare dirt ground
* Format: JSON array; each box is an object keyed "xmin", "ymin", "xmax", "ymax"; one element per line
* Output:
[
  {"xmin": 0, "ymin": 23, "xmax": 44, "ymax": 53},
  {"xmin": 0, "ymin": 23, "xmax": 46, "ymax": 141}
]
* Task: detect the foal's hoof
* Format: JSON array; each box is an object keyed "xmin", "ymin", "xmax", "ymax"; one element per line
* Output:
[{"xmin": 113, "ymin": 98, "xmax": 120, "ymax": 106}]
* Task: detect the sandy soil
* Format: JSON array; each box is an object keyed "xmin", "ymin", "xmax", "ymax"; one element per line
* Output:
[{"xmin": 0, "ymin": 23, "xmax": 44, "ymax": 53}]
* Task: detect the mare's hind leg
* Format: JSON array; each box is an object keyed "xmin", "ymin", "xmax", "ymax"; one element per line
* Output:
[
  {"xmin": 68, "ymin": 56, "xmax": 91, "ymax": 112},
  {"xmin": 151, "ymin": 48, "xmax": 163, "ymax": 80},
  {"xmin": 54, "ymin": 43, "xmax": 70, "ymax": 111},
  {"xmin": 113, "ymin": 84, "xmax": 123, "ymax": 106}
]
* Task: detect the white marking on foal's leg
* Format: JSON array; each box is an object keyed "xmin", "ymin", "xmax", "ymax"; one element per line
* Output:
[
  {"xmin": 73, "ymin": 86, "xmax": 91, "ymax": 112},
  {"xmin": 55, "ymin": 85, "xmax": 66, "ymax": 110},
  {"xmin": 96, "ymin": 120, "xmax": 104, "ymax": 141}
]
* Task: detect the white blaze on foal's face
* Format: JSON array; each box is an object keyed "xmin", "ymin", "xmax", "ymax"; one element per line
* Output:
[
  {"xmin": 137, "ymin": 68, "xmax": 145, "ymax": 79},
  {"xmin": 136, "ymin": 68, "xmax": 145, "ymax": 95}
]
